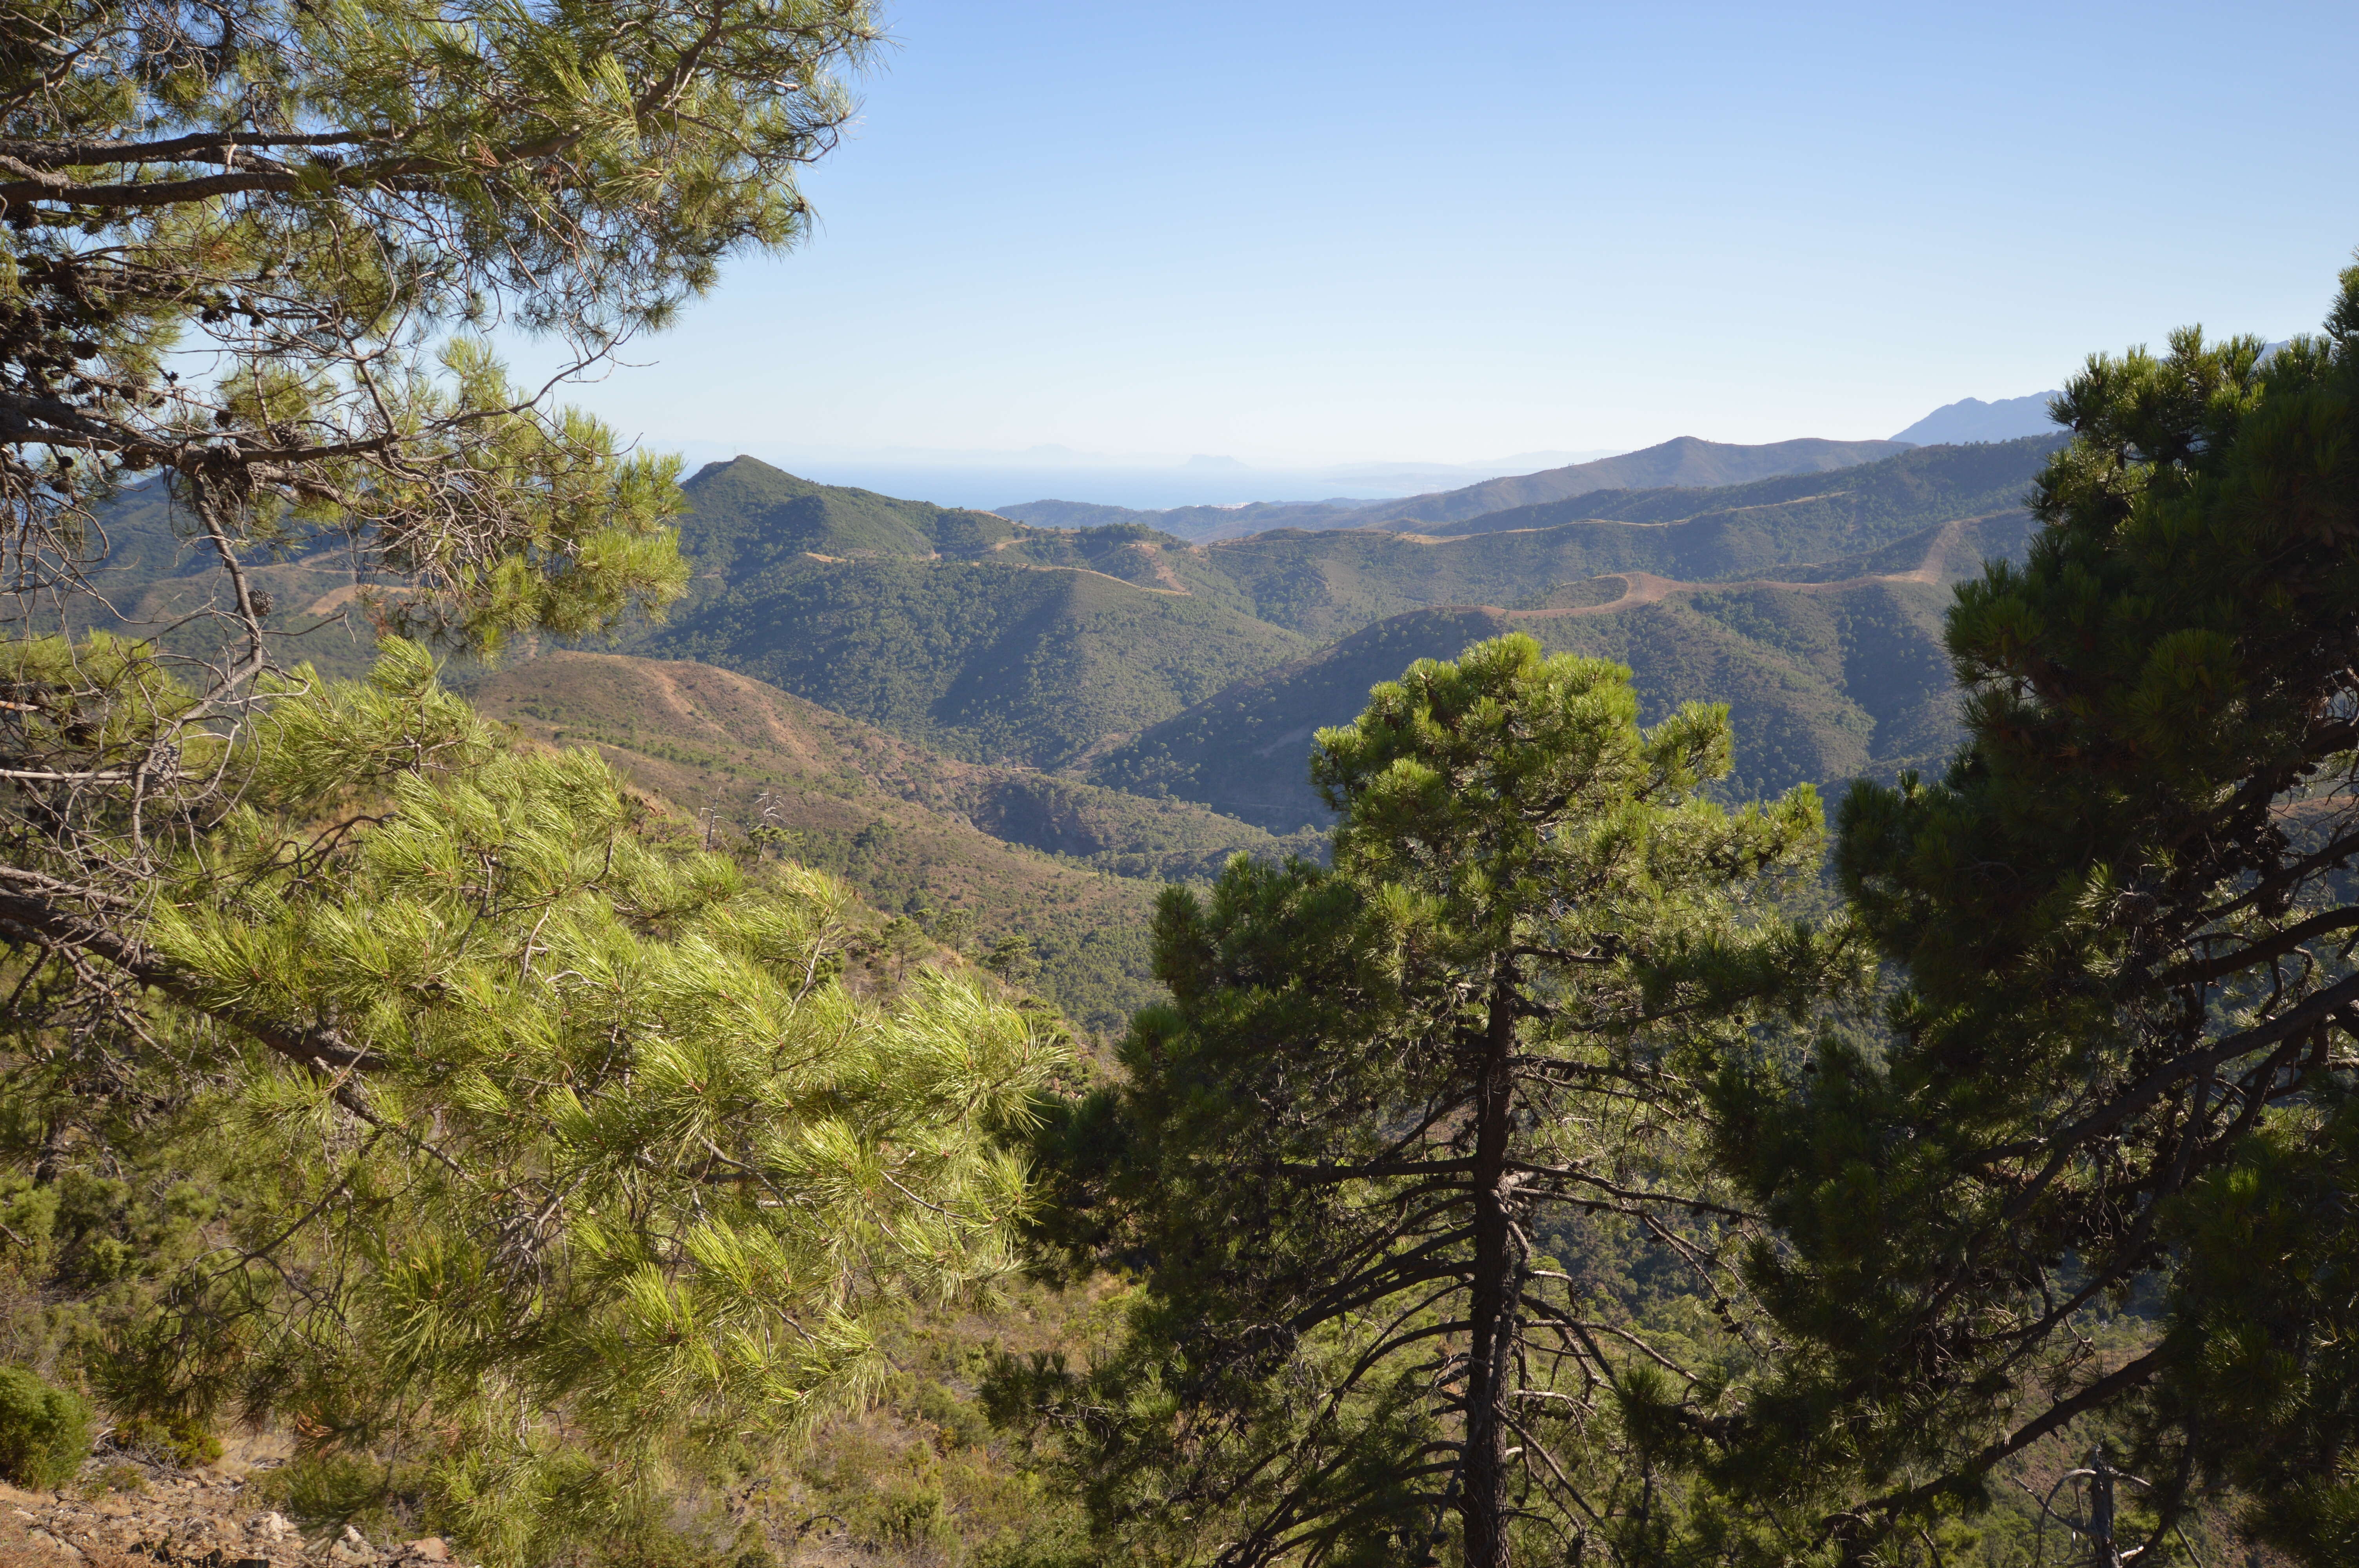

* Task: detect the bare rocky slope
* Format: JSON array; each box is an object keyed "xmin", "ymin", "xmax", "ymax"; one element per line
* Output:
[{"xmin": 0, "ymin": 1455, "xmax": 456, "ymax": 1568}]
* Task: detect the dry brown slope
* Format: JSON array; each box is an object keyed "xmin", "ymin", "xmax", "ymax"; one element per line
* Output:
[{"xmin": 463, "ymin": 652, "xmax": 1304, "ymax": 1033}]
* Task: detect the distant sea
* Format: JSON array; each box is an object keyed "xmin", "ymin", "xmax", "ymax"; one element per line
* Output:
[{"xmin": 660, "ymin": 443, "xmax": 1623, "ymax": 514}]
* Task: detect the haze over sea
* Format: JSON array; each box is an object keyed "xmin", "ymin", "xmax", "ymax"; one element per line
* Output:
[{"xmin": 661, "ymin": 444, "xmax": 1628, "ymax": 512}]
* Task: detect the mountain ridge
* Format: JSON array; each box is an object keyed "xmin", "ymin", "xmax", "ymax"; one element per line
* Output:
[
  {"xmin": 998, "ymin": 435, "xmax": 1919, "ymax": 542},
  {"xmin": 1890, "ymin": 392, "xmax": 2061, "ymax": 445},
  {"xmin": 1363, "ymin": 435, "xmax": 1918, "ymax": 528},
  {"xmin": 1087, "ymin": 508, "xmax": 2034, "ymax": 831},
  {"xmin": 634, "ymin": 439, "xmax": 2060, "ymax": 760}
]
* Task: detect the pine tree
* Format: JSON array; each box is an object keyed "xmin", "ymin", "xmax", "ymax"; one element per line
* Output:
[
  {"xmin": 4, "ymin": 640, "xmax": 1065, "ymax": 1558},
  {"xmin": 0, "ymin": 7, "xmax": 1083, "ymax": 1555},
  {"xmin": 3, "ymin": 0, "xmax": 877, "ymax": 643},
  {"xmin": 1, "ymin": 0, "xmax": 882, "ymax": 963},
  {"xmin": 1688, "ymin": 261, "xmax": 2359, "ymax": 1562},
  {"xmin": 992, "ymin": 635, "xmax": 1823, "ymax": 1567}
]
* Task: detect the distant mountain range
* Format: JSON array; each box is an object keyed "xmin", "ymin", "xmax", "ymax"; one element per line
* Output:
[
  {"xmin": 75, "ymin": 428, "xmax": 2069, "ymax": 1024},
  {"xmin": 1363, "ymin": 436, "xmax": 1917, "ymax": 528},
  {"xmin": 700, "ymin": 388, "xmax": 2074, "ymax": 516},
  {"xmin": 1890, "ymin": 392, "xmax": 2062, "ymax": 445},
  {"xmin": 675, "ymin": 447, "xmax": 1630, "ymax": 514},
  {"xmin": 633, "ymin": 434, "xmax": 2061, "ymax": 786},
  {"xmin": 1000, "ymin": 435, "xmax": 1920, "ymax": 542},
  {"xmin": 1087, "ymin": 509, "xmax": 2032, "ymax": 829}
]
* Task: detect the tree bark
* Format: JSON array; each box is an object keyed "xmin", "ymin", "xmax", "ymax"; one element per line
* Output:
[{"xmin": 1460, "ymin": 956, "xmax": 1520, "ymax": 1568}]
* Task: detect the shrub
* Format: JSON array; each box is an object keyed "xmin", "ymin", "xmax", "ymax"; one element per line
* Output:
[
  {"xmin": 0, "ymin": 1366, "xmax": 91, "ymax": 1488},
  {"xmin": 112, "ymin": 1412, "xmax": 221, "ymax": 1470},
  {"xmin": 91, "ymin": 1463, "xmax": 145, "ymax": 1497}
]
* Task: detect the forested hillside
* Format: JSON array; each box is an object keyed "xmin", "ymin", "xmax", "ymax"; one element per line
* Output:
[
  {"xmin": 56, "ymin": 441, "xmax": 2047, "ymax": 1023},
  {"xmin": 63, "ymin": 437, "xmax": 2055, "ymax": 933},
  {"xmin": 638, "ymin": 441, "xmax": 2053, "ymax": 770},
  {"xmin": 1093, "ymin": 508, "xmax": 2033, "ymax": 826},
  {"xmin": 643, "ymin": 556, "xmax": 1309, "ymax": 766},
  {"xmin": 1092, "ymin": 577, "xmax": 1960, "ymax": 828}
]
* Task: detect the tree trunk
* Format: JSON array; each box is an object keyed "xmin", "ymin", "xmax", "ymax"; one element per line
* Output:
[{"xmin": 1460, "ymin": 960, "xmax": 1519, "ymax": 1568}]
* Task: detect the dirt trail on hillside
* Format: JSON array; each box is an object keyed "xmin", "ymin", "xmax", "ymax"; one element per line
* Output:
[
  {"xmin": 1498, "ymin": 572, "xmax": 1686, "ymax": 618},
  {"xmin": 1019, "ymin": 560, "xmax": 1187, "ymax": 595},
  {"xmin": 1489, "ymin": 512, "xmax": 1992, "ymax": 619},
  {"xmin": 1135, "ymin": 544, "xmax": 1192, "ymax": 593}
]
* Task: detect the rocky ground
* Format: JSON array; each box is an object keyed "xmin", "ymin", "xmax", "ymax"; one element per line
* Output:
[{"xmin": 0, "ymin": 1450, "xmax": 463, "ymax": 1568}]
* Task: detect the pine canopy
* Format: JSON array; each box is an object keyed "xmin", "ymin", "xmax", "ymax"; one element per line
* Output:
[
  {"xmin": 6, "ymin": 641, "xmax": 1063, "ymax": 1556},
  {"xmin": 1695, "ymin": 263, "xmax": 2359, "ymax": 1564},
  {"xmin": 998, "ymin": 635, "xmax": 1824, "ymax": 1568}
]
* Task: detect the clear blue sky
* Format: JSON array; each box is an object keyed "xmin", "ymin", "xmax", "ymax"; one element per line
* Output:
[{"xmin": 565, "ymin": 0, "xmax": 2359, "ymax": 468}]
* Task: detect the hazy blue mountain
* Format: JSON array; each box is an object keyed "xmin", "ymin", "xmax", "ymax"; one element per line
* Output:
[
  {"xmin": 1890, "ymin": 392, "xmax": 2062, "ymax": 444},
  {"xmin": 1411, "ymin": 435, "xmax": 2059, "ymax": 541},
  {"xmin": 996, "ymin": 496, "xmax": 1389, "ymax": 543},
  {"xmin": 1002, "ymin": 436, "xmax": 1916, "ymax": 542},
  {"xmin": 1363, "ymin": 436, "xmax": 1918, "ymax": 529}
]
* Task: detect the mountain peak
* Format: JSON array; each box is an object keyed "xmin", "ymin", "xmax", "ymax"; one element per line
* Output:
[
  {"xmin": 1890, "ymin": 393, "xmax": 2061, "ymax": 445},
  {"xmin": 1365, "ymin": 436, "xmax": 1915, "ymax": 530}
]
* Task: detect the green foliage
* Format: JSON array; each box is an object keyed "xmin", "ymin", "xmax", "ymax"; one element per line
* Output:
[
  {"xmin": 461, "ymin": 650, "xmax": 1318, "ymax": 1033},
  {"xmin": 1681, "ymin": 260, "xmax": 2359, "ymax": 1560},
  {"xmin": 0, "ymin": 1365, "xmax": 92, "ymax": 1489},
  {"xmin": 2155, "ymin": 1092, "xmax": 2359, "ymax": 1562},
  {"xmin": 997, "ymin": 635, "xmax": 1825, "ymax": 1567},
  {"xmin": 2, "ymin": 644, "xmax": 1064, "ymax": 1563},
  {"xmin": 0, "ymin": 9, "xmax": 1113, "ymax": 1563},
  {"xmin": 2, "ymin": 0, "xmax": 867, "ymax": 654},
  {"xmin": 112, "ymin": 1410, "xmax": 221, "ymax": 1469}
]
